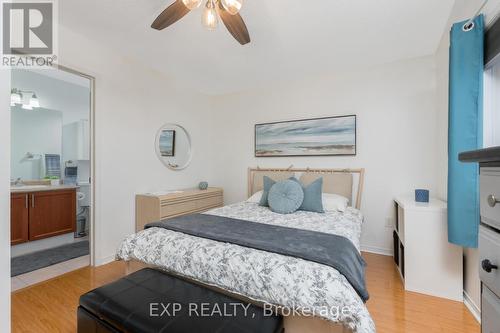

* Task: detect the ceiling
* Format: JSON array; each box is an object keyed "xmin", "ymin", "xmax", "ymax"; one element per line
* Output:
[{"xmin": 60, "ymin": 0, "xmax": 455, "ymax": 95}]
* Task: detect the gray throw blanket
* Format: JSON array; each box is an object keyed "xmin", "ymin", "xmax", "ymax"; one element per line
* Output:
[{"xmin": 146, "ymin": 213, "xmax": 369, "ymax": 302}]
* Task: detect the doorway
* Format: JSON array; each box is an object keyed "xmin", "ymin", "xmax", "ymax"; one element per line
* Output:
[{"xmin": 10, "ymin": 66, "xmax": 95, "ymax": 290}]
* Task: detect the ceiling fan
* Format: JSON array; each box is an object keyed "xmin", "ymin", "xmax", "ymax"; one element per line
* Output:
[{"xmin": 151, "ymin": 0, "xmax": 250, "ymax": 45}]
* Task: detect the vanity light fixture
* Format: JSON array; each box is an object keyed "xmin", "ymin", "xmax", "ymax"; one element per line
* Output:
[
  {"xmin": 30, "ymin": 93, "xmax": 40, "ymax": 108},
  {"xmin": 11, "ymin": 88, "xmax": 41, "ymax": 109},
  {"xmin": 10, "ymin": 88, "xmax": 21, "ymax": 106}
]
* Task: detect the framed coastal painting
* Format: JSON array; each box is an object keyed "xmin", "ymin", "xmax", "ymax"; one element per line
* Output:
[
  {"xmin": 159, "ymin": 130, "xmax": 176, "ymax": 157},
  {"xmin": 255, "ymin": 115, "xmax": 356, "ymax": 157}
]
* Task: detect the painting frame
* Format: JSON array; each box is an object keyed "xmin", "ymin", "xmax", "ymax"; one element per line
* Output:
[
  {"xmin": 159, "ymin": 129, "xmax": 176, "ymax": 157},
  {"xmin": 254, "ymin": 115, "xmax": 357, "ymax": 157}
]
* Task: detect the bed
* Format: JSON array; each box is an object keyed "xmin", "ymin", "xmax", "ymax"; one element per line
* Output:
[{"xmin": 116, "ymin": 168, "xmax": 375, "ymax": 333}]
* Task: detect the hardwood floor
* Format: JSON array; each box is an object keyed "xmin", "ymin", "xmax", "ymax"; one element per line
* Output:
[
  {"xmin": 11, "ymin": 252, "xmax": 480, "ymax": 333},
  {"xmin": 363, "ymin": 253, "xmax": 479, "ymax": 333}
]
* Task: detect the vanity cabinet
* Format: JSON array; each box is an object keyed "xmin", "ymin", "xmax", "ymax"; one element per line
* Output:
[
  {"xmin": 11, "ymin": 193, "xmax": 29, "ymax": 245},
  {"xmin": 29, "ymin": 189, "xmax": 76, "ymax": 241},
  {"xmin": 10, "ymin": 189, "xmax": 76, "ymax": 245}
]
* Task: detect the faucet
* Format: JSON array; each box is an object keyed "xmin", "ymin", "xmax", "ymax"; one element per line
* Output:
[{"xmin": 11, "ymin": 178, "xmax": 23, "ymax": 186}]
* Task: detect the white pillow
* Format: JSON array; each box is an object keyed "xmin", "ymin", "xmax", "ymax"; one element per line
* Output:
[
  {"xmin": 322, "ymin": 193, "xmax": 349, "ymax": 212},
  {"xmin": 247, "ymin": 191, "xmax": 263, "ymax": 203}
]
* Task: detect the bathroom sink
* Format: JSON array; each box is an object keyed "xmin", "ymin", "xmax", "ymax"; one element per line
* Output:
[{"xmin": 11, "ymin": 185, "xmax": 50, "ymax": 191}]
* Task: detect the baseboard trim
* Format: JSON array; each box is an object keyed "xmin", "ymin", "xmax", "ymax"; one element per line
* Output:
[
  {"xmin": 361, "ymin": 245, "xmax": 393, "ymax": 256},
  {"xmin": 463, "ymin": 290, "xmax": 481, "ymax": 324},
  {"xmin": 94, "ymin": 254, "xmax": 115, "ymax": 267}
]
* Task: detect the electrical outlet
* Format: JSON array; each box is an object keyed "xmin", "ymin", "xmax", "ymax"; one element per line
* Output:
[{"xmin": 385, "ymin": 217, "xmax": 394, "ymax": 228}]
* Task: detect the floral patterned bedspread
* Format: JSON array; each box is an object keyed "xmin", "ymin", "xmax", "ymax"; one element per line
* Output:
[{"xmin": 116, "ymin": 202, "xmax": 375, "ymax": 333}]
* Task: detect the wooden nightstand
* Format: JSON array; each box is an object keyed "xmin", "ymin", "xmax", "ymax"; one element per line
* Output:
[{"xmin": 135, "ymin": 187, "xmax": 223, "ymax": 231}]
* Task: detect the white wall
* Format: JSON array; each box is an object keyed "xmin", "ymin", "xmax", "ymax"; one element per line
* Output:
[
  {"xmin": 10, "ymin": 108, "xmax": 63, "ymax": 180},
  {"xmin": 210, "ymin": 56, "xmax": 439, "ymax": 254},
  {"xmin": 0, "ymin": 69, "xmax": 11, "ymax": 333},
  {"xmin": 58, "ymin": 25, "xmax": 218, "ymax": 265},
  {"xmin": 484, "ymin": 64, "xmax": 500, "ymax": 147},
  {"xmin": 434, "ymin": 0, "xmax": 500, "ymax": 312}
]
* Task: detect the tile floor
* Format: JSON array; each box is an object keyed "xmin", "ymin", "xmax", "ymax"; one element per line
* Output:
[{"xmin": 11, "ymin": 255, "xmax": 90, "ymax": 292}]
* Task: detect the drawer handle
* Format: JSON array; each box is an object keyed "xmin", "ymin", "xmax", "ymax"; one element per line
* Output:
[
  {"xmin": 487, "ymin": 194, "xmax": 500, "ymax": 207},
  {"xmin": 482, "ymin": 259, "xmax": 498, "ymax": 273}
]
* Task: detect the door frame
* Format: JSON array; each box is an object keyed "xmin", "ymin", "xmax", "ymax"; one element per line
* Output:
[{"xmin": 56, "ymin": 64, "xmax": 96, "ymax": 266}]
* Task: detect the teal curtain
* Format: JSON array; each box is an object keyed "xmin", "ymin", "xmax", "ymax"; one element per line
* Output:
[{"xmin": 448, "ymin": 15, "xmax": 484, "ymax": 248}]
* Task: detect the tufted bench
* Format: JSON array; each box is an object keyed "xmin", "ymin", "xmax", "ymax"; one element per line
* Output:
[{"xmin": 78, "ymin": 268, "xmax": 284, "ymax": 333}]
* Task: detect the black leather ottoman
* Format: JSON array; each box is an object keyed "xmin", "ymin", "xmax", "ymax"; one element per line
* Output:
[{"xmin": 78, "ymin": 268, "xmax": 284, "ymax": 333}]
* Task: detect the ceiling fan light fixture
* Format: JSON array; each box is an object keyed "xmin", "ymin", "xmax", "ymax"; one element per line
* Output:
[
  {"xmin": 182, "ymin": 0, "xmax": 202, "ymax": 10},
  {"xmin": 202, "ymin": 0, "xmax": 218, "ymax": 30},
  {"xmin": 151, "ymin": 0, "xmax": 250, "ymax": 45},
  {"xmin": 221, "ymin": 0, "xmax": 243, "ymax": 15}
]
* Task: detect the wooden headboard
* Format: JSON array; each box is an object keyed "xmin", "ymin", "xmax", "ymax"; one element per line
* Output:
[{"xmin": 247, "ymin": 167, "xmax": 365, "ymax": 210}]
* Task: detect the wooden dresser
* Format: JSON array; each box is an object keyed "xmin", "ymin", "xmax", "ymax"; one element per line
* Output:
[{"xmin": 135, "ymin": 187, "xmax": 223, "ymax": 231}]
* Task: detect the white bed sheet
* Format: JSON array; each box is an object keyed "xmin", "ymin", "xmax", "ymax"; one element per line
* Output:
[{"xmin": 116, "ymin": 202, "xmax": 375, "ymax": 333}]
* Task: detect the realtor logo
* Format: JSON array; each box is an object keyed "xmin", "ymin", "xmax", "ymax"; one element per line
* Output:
[{"xmin": 2, "ymin": 1, "xmax": 58, "ymax": 68}]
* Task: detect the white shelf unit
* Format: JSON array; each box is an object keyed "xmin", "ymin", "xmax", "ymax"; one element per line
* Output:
[{"xmin": 393, "ymin": 195, "xmax": 463, "ymax": 301}]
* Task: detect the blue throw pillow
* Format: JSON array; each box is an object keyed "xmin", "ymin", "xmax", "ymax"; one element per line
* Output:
[
  {"xmin": 291, "ymin": 177, "xmax": 325, "ymax": 213},
  {"xmin": 259, "ymin": 176, "xmax": 276, "ymax": 207},
  {"xmin": 268, "ymin": 180, "xmax": 304, "ymax": 214}
]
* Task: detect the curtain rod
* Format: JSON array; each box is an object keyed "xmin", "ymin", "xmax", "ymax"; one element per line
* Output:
[{"xmin": 463, "ymin": 0, "xmax": 489, "ymax": 31}]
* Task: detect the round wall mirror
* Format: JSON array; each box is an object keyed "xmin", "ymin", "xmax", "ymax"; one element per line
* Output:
[{"xmin": 155, "ymin": 124, "xmax": 192, "ymax": 171}]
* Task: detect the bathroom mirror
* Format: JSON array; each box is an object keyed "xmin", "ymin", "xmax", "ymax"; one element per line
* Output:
[{"xmin": 155, "ymin": 124, "xmax": 192, "ymax": 171}]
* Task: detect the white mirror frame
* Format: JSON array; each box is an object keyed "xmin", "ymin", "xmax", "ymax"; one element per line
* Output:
[{"xmin": 154, "ymin": 123, "xmax": 193, "ymax": 171}]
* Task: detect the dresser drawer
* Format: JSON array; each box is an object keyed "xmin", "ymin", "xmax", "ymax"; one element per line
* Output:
[
  {"xmin": 479, "ymin": 225, "xmax": 500, "ymax": 298},
  {"xmin": 160, "ymin": 201, "xmax": 197, "ymax": 218},
  {"xmin": 482, "ymin": 286, "xmax": 500, "ymax": 333},
  {"xmin": 480, "ymin": 170, "xmax": 500, "ymax": 230},
  {"xmin": 196, "ymin": 195, "xmax": 223, "ymax": 210},
  {"xmin": 136, "ymin": 188, "xmax": 223, "ymax": 231}
]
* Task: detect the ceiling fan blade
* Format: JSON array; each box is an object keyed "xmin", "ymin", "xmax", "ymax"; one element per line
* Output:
[
  {"xmin": 217, "ymin": 3, "xmax": 251, "ymax": 45},
  {"xmin": 151, "ymin": 0, "xmax": 190, "ymax": 30}
]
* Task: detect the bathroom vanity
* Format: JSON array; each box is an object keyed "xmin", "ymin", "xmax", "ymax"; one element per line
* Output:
[{"xmin": 11, "ymin": 185, "xmax": 76, "ymax": 245}]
